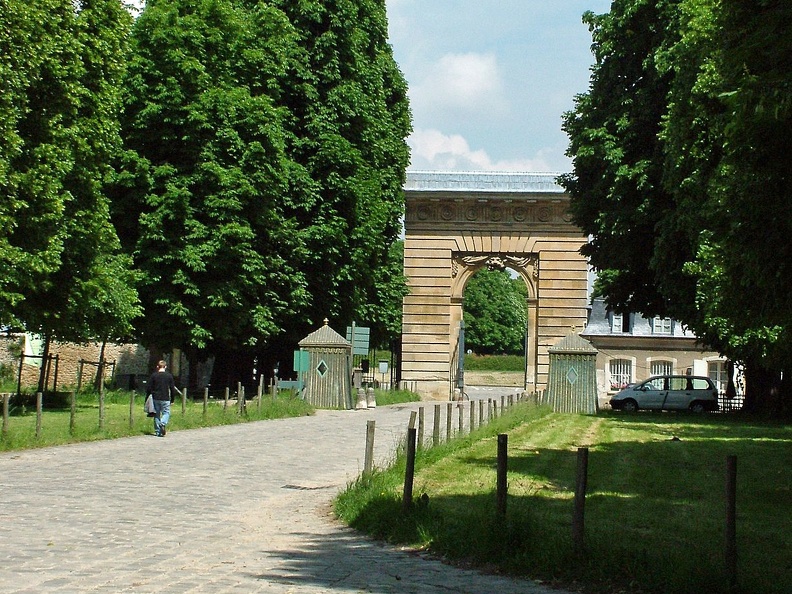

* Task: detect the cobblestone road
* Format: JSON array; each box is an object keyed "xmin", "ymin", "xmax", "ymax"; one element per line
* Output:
[{"xmin": 0, "ymin": 392, "xmax": 563, "ymax": 593}]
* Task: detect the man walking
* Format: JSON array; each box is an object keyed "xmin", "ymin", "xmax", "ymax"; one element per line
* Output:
[{"xmin": 147, "ymin": 360, "xmax": 181, "ymax": 437}]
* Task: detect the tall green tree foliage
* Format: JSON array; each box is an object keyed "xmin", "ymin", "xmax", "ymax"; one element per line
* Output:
[
  {"xmin": 561, "ymin": 0, "xmax": 680, "ymax": 318},
  {"xmin": 116, "ymin": 0, "xmax": 410, "ymax": 384},
  {"xmin": 463, "ymin": 269, "xmax": 528, "ymax": 355},
  {"xmin": 562, "ymin": 0, "xmax": 792, "ymax": 413},
  {"xmin": 116, "ymin": 0, "xmax": 309, "ymax": 380},
  {"xmin": 270, "ymin": 0, "xmax": 411, "ymax": 339},
  {"xmin": 0, "ymin": 0, "xmax": 139, "ymax": 378}
]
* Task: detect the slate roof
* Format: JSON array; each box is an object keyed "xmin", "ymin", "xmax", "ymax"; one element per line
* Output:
[
  {"xmin": 405, "ymin": 170, "xmax": 565, "ymax": 194},
  {"xmin": 582, "ymin": 298, "xmax": 697, "ymax": 338},
  {"xmin": 298, "ymin": 319, "xmax": 351, "ymax": 347},
  {"xmin": 549, "ymin": 333, "xmax": 598, "ymax": 354}
]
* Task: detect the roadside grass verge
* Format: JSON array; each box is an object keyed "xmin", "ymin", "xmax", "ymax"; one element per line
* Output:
[
  {"xmin": 334, "ymin": 407, "xmax": 791, "ymax": 594},
  {"xmin": 373, "ymin": 388, "xmax": 421, "ymax": 406},
  {"xmin": 464, "ymin": 353, "xmax": 525, "ymax": 372},
  {"xmin": 0, "ymin": 389, "xmax": 314, "ymax": 451}
]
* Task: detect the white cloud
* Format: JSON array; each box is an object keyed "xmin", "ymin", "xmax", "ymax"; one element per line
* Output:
[
  {"xmin": 408, "ymin": 128, "xmax": 562, "ymax": 173},
  {"xmin": 410, "ymin": 52, "xmax": 509, "ymax": 116}
]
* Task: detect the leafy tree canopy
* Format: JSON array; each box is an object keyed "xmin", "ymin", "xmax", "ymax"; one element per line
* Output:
[
  {"xmin": 115, "ymin": 0, "xmax": 410, "ymax": 383},
  {"xmin": 0, "ymin": 0, "xmax": 140, "ymax": 345},
  {"xmin": 463, "ymin": 269, "xmax": 528, "ymax": 356},
  {"xmin": 562, "ymin": 0, "xmax": 792, "ymax": 413}
]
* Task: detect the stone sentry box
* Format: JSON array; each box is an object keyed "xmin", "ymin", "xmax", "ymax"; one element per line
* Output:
[
  {"xmin": 298, "ymin": 319, "xmax": 352, "ymax": 409},
  {"xmin": 543, "ymin": 332, "xmax": 599, "ymax": 414}
]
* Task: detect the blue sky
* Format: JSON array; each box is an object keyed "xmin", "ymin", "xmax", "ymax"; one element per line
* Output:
[
  {"xmin": 127, "ymin": 1, "xmax": 612, "ymax": 173},
  {"xmin": 387, "ymin": 0, "xmax": 613, "ymax": 173}
]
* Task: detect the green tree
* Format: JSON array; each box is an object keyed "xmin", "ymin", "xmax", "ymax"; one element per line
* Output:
[
  {"xmin": 562, "ymin": 0, "xmax": 792, "ymax": 414},
  {"xmin": 358, "ymin": 240, "xmax": 409, "ymax": 350},
  {"xmin": 561, "ymin": 0, "xmax": 681, "ymax": 320},
  {"xmin": 270, "ymin": 0, "xmax": 411, "ymax": 344},
  {"xmin": 116, "ymin": 0, "xmax": 410, "ymax": 385},
  {"xmin": 115, "ymin": 0, "xmax": 308, "ymax": 383},
  {"xmin": 463, "ymin": 269, "xmax": 528, "ymax": 355},
  {"xmin": 1, "ymin": 0, "xmax": 140, "ymax": 390},
  {"xmin": 659, "ymin": 0, "xmax": 792, "ymax": 412}
]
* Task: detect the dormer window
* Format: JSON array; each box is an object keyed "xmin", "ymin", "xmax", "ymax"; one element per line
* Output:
[
  {"xmin": 611, "ymin": 312, "xmax": 631, "ymax": 333},
  {"xmin": 652, "ymin": 317, "xmax": 673, "ymax": 335}
]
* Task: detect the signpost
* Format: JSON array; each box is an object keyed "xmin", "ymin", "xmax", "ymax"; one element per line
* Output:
[
  {"xmin": 378, "ymin": 360, "xmax": 389, "ymax": 389},
  {"xmin": 345, "ymin": 324, "xmax": 370, "ymax": 356},
  {"xmin": 291, "ymin": 350, "xmax": 310, "ymax": 391}
]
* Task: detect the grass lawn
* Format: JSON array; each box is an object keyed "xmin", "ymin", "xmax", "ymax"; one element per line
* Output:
[
  {"xmin": 0, "ymin": 387, "xmax": 418, "ymax": 451},
  {"xmin": 0, "ymin": 389, "xmax": 316, "ymax": 451},
  {"xmin": 335, "ymin": 405, "xmax": 791, "ymax": 594}
]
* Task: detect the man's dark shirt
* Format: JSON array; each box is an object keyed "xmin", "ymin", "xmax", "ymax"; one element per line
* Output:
[{"xmin": 148, "ymin": 370, "xmax": 177, "ymax": 402}]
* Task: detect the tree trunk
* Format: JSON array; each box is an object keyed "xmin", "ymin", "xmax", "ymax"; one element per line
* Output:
[
  {"xmin": 742, "ymin": 363, "xmax": 790, "ymax": 416},
  {"xmin": 36, "ymin": 334, "xmax": 51, "ymax": 394},
  {"xmin": 210, "ymin": 348, "xmax": 254, "ymax": 392},
  {"xmin": 94, "ymin": 340, "xmax": 107, "ymax": 392}
]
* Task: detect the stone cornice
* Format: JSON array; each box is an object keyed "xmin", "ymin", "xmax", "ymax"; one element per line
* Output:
[{"xmin": 404, "ymin": 194, "xmax": 576, "ymax": 231}]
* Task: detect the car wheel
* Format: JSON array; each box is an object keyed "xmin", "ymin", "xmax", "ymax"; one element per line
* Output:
[
  {"xmin": 690, "ymin": 402, "xmax": 706, "ymax": 413},
  {"xmin": 622, "ymin": 399, "xmax": 638, "ymax": 412}
]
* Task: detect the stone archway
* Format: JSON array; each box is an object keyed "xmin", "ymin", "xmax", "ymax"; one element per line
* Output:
[{"xmin": 401, "ymin": 171, "xmax": 589, "ymax": 399}]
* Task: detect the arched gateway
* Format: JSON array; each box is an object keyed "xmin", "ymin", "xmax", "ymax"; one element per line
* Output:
[{"xmin": 401, "ymin": 171, "xmax": 589, "ymax": 399}]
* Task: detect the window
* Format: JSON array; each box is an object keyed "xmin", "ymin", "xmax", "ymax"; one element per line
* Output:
[
  {"xmin": 708, "ymin": 360, "xmax": 727, "ymax": 394},
  {"xmin": 611, "ymin": 312, "xmax": 631, "ymax": 333},
  {"xmin": 609, "ymin": 359, "xmax": 632, "ymax": 390},
  {"xmin": 652, "ymin": 316, "xmax": 673, "ymax": 334},
  {"xmin": 651, "ymin": 360, "xmax": 673, "ymax": 377}
]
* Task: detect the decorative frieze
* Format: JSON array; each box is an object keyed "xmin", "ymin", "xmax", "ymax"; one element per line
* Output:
[
  {"xmin": 407, "ymin": 197, "xmax": 573, "ymax": 228},
  {"xmin": 452, "ymin": 253, "xmax": 539, "ymax": 280}
]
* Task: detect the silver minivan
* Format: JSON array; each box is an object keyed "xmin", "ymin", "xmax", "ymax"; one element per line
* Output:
[{"xmin": 609, "ymin": 375, "xmax": 719, "ymax": 412}]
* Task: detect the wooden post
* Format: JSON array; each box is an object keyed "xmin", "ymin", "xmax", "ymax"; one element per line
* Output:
[
  {"xmin": 497, "ymin": 434, "xmax": 508, "ymax": 516},
  {"xmin": 36, "ymin": 392, "xmax": 42, "ymax": 439},
  {"xmin": 224, "ymin": 386, "xmax": 229, "ymax": 411},
  {"xmin": 404, "ymin": 410, "xmax": 418, "ymax": 454},
  {"xmin": 726, "ymin": 455, "xmax": 738, "ymax": 592},
  {"xmin": 258, "ymin": 375, "xmax": 264, "ymax": 411},
  {"xmin": 572, "ymin": 447, "xmax": 589, "ymax": 556},
  {"xmin": 364, "ymin": 420, "xmax": 376, "ymax": 475},
  {"xmin": 479, "ymin": 399, "xmax": 484, "ymax": 425},
  {"xmin": 129, "ymin": 391, "xmax": 135, "ymax": 429},
  {"xmin": 433, "ymin": 404, "xmax": 440, "ymax": 447},
  {"xmin": 446, "ymin": 402, "xmax": 452, "ymax": 441},
  {"xmin": 403, "ymin": 427, "xmax": 416, "ymax": 511},
  {"xmin": 98, "ymin": 386, "xmax": 105, "ymax": 431},
  {"xmin": 470, "ymin": 399, "xmax": 475, "ymax": 432},
  {"xmin": 417, "ymin": 406, "xmax": 424, "ymax": 449},
  {"xmin": 70, "ymin": 390, "xmax": 76, "ymax": 434},
  {"xmin": 181, "ymin": 387, "xmax": 187, "ymax": 415},
  {"xmin": 52, "ymin": 354, "xmax": 60, "ymax": 392},
  {"xmin": 2, "ymin": 393, "xmax": 9, "ymax": 439},
  {"xmin": 237, "ymin": 382, "xmax": 243, "ymax": 415},
  {"xmin": 203, "ymin": 387, "xmax": 209, "ymax": 416},
  {"xmin": 458, "ymin": 400, "xmax": 463, "ymax": 434}
]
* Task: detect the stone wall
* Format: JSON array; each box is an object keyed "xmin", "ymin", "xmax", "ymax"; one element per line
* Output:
[{"xmin": 0, "ymin": 335, "xmax": 150, "ymax": 391}]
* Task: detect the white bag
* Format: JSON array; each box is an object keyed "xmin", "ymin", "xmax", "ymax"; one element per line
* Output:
[{"xmin": 144, "ymin": 394, "xmax": 156, "ymax": 417}]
